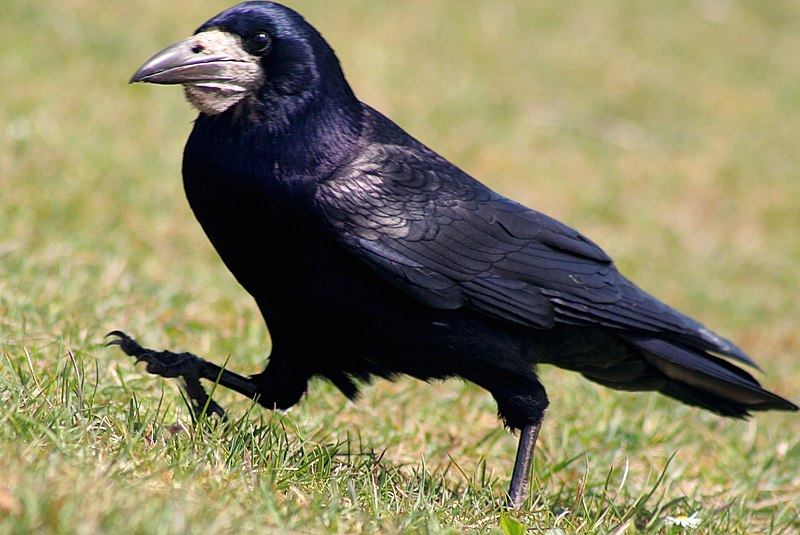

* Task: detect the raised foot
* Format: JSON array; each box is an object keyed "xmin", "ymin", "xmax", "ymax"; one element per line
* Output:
[{"xmin": 106, "ymin": 330, "xmax": 227, "ymax": 420}]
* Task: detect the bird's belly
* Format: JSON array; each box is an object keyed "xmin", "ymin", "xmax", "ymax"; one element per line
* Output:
[
  {"xmin": 264, "ymin": 261, "xmax": 537, "ymax": 381},
  {"xmin": 189, "ymin": 194, "xmax": 538, "ymax": 380}
]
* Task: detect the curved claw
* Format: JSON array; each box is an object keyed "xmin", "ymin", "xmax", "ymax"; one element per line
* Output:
[
  {"xmin": 105, "ymin": 330, "xmax": 131, "ymax": 347},
  {"xmin": 106, "ymin": 330, "xmax": 129, "ymax": 339},
  {"xmin": 104, "ymin": 331, "xmax": 148, "ymax": 360}
]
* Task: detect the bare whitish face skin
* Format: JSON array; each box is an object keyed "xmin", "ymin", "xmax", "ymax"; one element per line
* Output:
[{"xmin": 181, "ymin": 30, "xmax": 265, "ymax": 115}]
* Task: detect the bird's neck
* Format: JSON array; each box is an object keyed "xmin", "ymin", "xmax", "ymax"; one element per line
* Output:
[
  {"xmin": 191, "ymin": 93, "xmax": 362, "ymax": 189},
  {"xmin": 183, "ymin": 94, "xmax": 366, "ymax": 227}
]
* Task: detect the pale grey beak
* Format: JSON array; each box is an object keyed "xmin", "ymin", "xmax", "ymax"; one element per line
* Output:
[{"xmin": 130, "ymin": 35, "xmax": 244, "ymax": 85}]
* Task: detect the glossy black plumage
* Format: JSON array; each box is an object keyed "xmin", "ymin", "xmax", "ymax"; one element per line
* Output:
[{"xmin": 118, "ymin": 1, "xmax": 796, "ymax": 503}]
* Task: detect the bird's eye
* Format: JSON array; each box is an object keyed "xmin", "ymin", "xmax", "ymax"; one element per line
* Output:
[{"xmin": 244, "ymin": 32, "xmax": 272, "ymax": 55}]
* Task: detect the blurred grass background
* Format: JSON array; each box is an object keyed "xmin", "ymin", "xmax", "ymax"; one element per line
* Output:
[{"xmin": 1, "ymin": 0, "xmax": 799, "ymax": 533}]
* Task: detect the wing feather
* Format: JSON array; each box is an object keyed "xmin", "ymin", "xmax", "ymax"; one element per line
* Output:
[{"xmin": 315, "ymin": 143, "xmax": 752, "ymax": 361}]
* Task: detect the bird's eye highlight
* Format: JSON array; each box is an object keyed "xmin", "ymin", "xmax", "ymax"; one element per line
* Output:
[{"xmin": 244, "ymin": 32, "xmax": 272, "ymax": 55}]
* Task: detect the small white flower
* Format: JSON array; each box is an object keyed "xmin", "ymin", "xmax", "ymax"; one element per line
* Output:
[{"xmin": 663, "ymin": 512, "xmax": 702, "ymax": 529}]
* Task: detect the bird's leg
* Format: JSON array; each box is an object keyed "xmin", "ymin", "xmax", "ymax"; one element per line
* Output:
[
  {"xmin": 507, "ymin": 422, "xmax": 542, "ymax": 509},
  {"xmin": 106, "ymin": 331, "xmax": 260, "ymax": 420}
]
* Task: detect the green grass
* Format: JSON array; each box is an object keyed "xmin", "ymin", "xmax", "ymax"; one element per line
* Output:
[{"xmin": 2, "ymin": 0, "xmax": 800, "ymax": 532}]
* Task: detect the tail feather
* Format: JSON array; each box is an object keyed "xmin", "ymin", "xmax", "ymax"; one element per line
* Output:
[{"xmin": 622, "ymin": 334, "xmax": 798, "ymax": 416}]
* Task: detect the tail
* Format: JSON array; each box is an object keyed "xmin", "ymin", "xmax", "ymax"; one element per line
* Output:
[{"xmin": 621, "ymin": 333, "xmax": 798, "ymax": 417}]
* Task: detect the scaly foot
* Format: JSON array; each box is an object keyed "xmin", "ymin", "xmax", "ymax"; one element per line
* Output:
[{"xmin": 106, "ymin": 330, "xmax": 227, "ymax": 420}]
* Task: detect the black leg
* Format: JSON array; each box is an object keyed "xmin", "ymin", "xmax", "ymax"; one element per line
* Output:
[
  {"xmin": 507, "ymin": 422, "xmax": 542, "ymax": 509},
  {"xmin": 106, "ymin": 331, "xmax": 260, "ymax": 419}
]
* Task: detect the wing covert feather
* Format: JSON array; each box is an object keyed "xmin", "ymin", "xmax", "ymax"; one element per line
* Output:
[
  {"xmin": 314, "ymin": 143, "xmax": 751, "ymax": 362},
  {"xmin": 315, "ymin": 144, "xmax": 621, "ymax": 329}
]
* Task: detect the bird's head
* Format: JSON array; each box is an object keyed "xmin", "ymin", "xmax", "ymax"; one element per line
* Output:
[{"xmin": 131, "ymin": 1, "xmax": 356, "ymax": 126}]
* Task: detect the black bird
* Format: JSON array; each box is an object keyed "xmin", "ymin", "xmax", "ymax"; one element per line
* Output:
[{"xmin": 110, "ymin": 1, "xmax": 797, "ymax": 507}]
